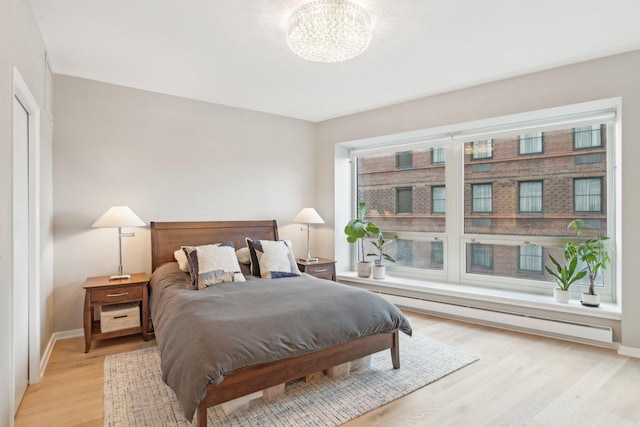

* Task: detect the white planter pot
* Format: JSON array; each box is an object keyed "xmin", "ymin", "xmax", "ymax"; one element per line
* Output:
[
  {"xmin": 372, "ymin": 265, "xmax": 386, "ymax": 279},
  {"xmin": 581, "ymin": 292, "xmax": 600, "ymax": 307},
  {"xmin": 357, "ymin": 262, "xmax": 372, "ymax": 278},
  {"xmin": 553, "ymin": 288, "xmax": 570, "ymax": 304}
]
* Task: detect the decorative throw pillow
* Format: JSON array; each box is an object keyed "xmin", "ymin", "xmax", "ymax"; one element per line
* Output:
[
  {"xmin": 174, "ymin": 248, "xmax": 191, "ymax": 272},
  {"xmin": 183, "ymin": 242, "xmax": 246, "ymax": 289},
  {"xmin": 246, "ymin": 238, "xmax": 301, "ymax": 279},
  {"xmin": 235, "ymin": 247, "xmax": 251, "ymax": 265}
]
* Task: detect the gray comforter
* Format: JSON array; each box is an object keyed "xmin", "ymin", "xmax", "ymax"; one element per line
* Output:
[{"xmin": 149, "ymin": 262, "xmax": 412, "ymax": 421}]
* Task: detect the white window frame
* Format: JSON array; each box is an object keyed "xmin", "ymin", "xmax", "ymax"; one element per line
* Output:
[{"xmin": 343, "ymin": 98, "xmax": 619, "ymax": 302}]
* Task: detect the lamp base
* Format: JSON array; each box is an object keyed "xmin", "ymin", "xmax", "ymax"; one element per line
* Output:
[
  {"xmin": 109, "ymin": 274, "xmax": 132, "ymax": 280},
  {"xmin": 299, "ymin": 257, "xmax": 319, "ymax": 263}
]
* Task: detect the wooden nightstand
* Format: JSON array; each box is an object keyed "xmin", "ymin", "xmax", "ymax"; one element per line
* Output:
[
  {"xmin": 83, "ymin": 273, "xmax": 149, "ymax": 353},
  {"xmin": 297, "ymin": 258, "xmax": 337, "ymax": 282}
]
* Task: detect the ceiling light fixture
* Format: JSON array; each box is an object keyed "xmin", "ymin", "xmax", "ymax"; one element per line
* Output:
[{"xmin": 287, "ymin": 0, "xmax": 372, "ymax": 63}]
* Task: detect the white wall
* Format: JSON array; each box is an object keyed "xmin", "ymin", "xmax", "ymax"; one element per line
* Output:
[
  {"xmin": 0, "ymin": 0, "xmax": 55, "ymax": 424},
  {"xmin": 52, "ymin": 75, "xmax": 317, "ymax": 332},
  {"xmin": 316, "ymin": 49, "xmax": 640, "ymax": 349}
]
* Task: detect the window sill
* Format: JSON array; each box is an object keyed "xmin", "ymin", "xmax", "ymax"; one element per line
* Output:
[{"xmin": 337, "ymin": 271, "xmax": 621, "ymax": 321}]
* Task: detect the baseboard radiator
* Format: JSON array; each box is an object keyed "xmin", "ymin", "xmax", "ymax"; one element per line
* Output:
[{"xmin": 382, "ymin": 293, "xmax": 613, "ymax": 345}]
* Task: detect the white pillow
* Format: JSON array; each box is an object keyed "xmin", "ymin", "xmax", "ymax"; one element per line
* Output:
[
  {"xmin": 246, "ymin": 238, "xmax": 301, "ymax": 279},
  {"xmin": 235, "ymin": 247, "xmax": 251, "ymax": 265},
  {"xmin": 183, "ymin": 243, "xmax": 246, "ymax": 289},
  {"xmin": 174, "ymin": 248, "xmax": 191, "ymax": 272}
]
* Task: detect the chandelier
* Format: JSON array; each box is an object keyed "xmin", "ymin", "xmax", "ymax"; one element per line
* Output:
[{"xmin": 287, "ymin": 0, "xmax": 372, "ymax": 63}]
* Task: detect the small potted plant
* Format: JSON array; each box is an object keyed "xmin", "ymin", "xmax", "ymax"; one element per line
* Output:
[
  {"xmin": 344, "ymin": 202, "xmax": 379, "ymax": 278},
  {"xmin": 569, "ymin": 220, "xmax": 611, "ymax": 307},
  {"xmin": 367, "ymin": 232, "xmax": 396, "ymax": 279},
  {"xmin": 545, "ymin": 249, "xmax": 587, "ymax": 303}
]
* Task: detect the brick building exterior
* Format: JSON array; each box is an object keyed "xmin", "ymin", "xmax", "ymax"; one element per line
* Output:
[{"xmin": 357, "ymin": 125, "xmax": 607, "ymax": 282}]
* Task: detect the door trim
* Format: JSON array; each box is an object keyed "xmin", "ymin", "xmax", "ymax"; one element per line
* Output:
[{"xmin": 12, "ymin": 67, "xmax": 42, "ymax": 416}]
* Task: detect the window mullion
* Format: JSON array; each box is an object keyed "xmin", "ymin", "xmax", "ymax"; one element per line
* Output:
[{"xmin": 446, "ymin": 143, "xmax": 463, "ymax": 284}]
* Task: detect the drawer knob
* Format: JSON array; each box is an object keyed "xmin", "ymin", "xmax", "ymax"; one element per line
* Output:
[
  {"xmin": 315, "ymin": 268, "xmax": 327, "ymax": 272},
  {"xmin": 107, "ymin": 292, "xmax": 129, "ymax": 297}
]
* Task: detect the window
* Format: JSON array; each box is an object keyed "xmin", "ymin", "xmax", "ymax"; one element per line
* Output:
[
  {"xmin": 574, "ymin": 178, "xmax": 602, "ymax": 212},
  {"xmin": 396, "ymin": 187, "xmax": 413, "ymax": 214},
  {"xmin": 431, "ymin": 241, "xmax": 444, "ymax": 265},
  {"xmin": 472, "ymin": 184, "xmax": 492, "ymax": 213},
  {"xmin": 431, "ymin": 147, "xmax": 446, "ymax": 164},
  {"xmin": 470, "ymin": 243, "xmax": 493, "ymax": 269},
  {"xmin": 472, "ymin": 140, "xmax": 493, "ymax": 159},
  {"xmin": 396, "ymin": 151, "xmax": 412, "ymax": 168},
  {"xmin": 377, "ymin": 238, "xmax": 443, "ymax": 271},
  {"xmin": 518, "ymin": 132, "xmax": 543, "ymax": 154},
  {"xmin": 519, "ymin": 246, "xmax": 543, "ymax": 272},
  {"xmin": 351, "ymin": 103, "xmax": 615, "ymax": 300},
  {"xmin": 393, "ymin": 239, "xmax": 414, "ymax": 265},
  {"xmin": 432, "ymin": 186, "xmax": 446, "ymax": 213},
  {"xmin": 574, "ymin": 125, "xmax": 602, "ymax": 149},
  {"xmin": 519, "ymin": 181, "xmax": 542, "ymax": 212}
]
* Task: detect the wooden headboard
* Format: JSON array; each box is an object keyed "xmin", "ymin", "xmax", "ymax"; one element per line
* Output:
[{"xmin": 150, "ymin": 220, "xmax": 279, "ymax": 271}]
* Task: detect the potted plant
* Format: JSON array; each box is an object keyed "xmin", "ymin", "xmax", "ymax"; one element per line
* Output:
[
  {"xmin": 545, "ymin": 250, "xmax": 587, "ymax": 303},
  {"xmin": 367, "ymin": 232, "xmax": 396, "ymax": 279},
  {"xmin": 344, "ymin": 202, "xmax": 379, "ymax": 278},
  {"xmin": 569, "ymin": 220, "xmax": 611, "ymax": 307}
]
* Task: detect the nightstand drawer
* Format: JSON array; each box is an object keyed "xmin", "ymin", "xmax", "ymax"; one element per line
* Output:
[
  {"xmin": 297, "ymin": 258, "xmax": 337, "ymax": 281},
  {"xmin": 91, "ymin": 286, "xmax": 142, "ymax": 304},
  {"xmin": 304, "ymin": 264, "xmax": 333, "ymax": 275},
  {"xmin": 310, "ymin": 271, "xmax": 335, "ymax": 281}
]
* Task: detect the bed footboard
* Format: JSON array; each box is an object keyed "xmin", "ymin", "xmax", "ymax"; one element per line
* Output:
[{"xmin": 195, "ymin": 330, "xmax": 400, "ymax": 427}]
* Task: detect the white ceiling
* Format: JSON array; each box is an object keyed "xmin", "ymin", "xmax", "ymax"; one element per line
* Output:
[{"xmin": 31, "ymin": 0, "xmax": 640, "ymax": 122}]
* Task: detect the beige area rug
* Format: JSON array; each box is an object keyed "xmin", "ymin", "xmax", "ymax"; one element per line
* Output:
[{"xmin": 104, "ymin": 334, "xmax": 477, "ymax": 426}]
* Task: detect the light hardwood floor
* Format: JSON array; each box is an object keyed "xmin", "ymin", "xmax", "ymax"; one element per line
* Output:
[{"xmin": 15, "ymin": 311, "xmax": 640, "ymax": 426}]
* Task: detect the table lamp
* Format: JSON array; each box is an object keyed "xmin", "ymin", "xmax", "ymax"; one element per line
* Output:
[
  {"xmin": 294, "ymin": 208, "xmax": 324, "ymax": 262},
  {"xmin": 92, "ymin": 206, "xmax": 145, "ymax": 280}
]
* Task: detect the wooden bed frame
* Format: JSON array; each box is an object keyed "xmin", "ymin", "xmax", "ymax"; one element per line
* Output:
[{"xmin": 150, "ymin": 220, "xmax": 400, "ymax": 427}]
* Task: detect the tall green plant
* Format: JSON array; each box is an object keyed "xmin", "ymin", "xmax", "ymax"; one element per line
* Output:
[
  {"xmin": 568, "ymin": 219, "xmax": 610, "ymax": 295},
  {"xmin": 344, "ymin": 202, "xmax": 379, "ymax": 263}
]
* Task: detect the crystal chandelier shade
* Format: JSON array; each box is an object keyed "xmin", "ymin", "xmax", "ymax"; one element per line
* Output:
[{"xmin": 287, "ymin": 0, "xmax": 372, "ymax": 63}]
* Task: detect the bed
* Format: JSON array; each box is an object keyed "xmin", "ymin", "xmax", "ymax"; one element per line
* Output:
[{"xmin": 149, "ymin": 220, "xmax": 412, "ymax": 426}]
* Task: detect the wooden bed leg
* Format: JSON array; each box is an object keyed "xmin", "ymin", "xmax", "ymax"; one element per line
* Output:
[
  {"xmin": 391, "ymin": 331, "xmax": 400, "ymax": 369},
  {"xmin": 196, "ymin": 401, "xmax": 208, "ymax": 427}
]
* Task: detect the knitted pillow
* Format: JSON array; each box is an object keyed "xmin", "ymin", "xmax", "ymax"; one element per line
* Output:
[
  {"xmin": 183, "ymin": 242, "xmax": 246, "ymax": 289},
  {"xmin": 246, "ymin": 238, "xmax": 301, "ymax": 279}
]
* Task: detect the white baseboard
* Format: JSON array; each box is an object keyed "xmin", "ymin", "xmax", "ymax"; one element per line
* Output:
[
  {"xmin": 55, "ymin": 328, "xmax": 84, "ymax": 340},
  {"xmin": 618, "ymin": 345, "xmax": 640, "ymax": 359},
  {"xmin": 40, "ymin": 328, "xmax": 84, "ymax": 376}
]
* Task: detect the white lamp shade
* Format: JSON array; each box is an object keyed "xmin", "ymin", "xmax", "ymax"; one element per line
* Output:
[
  {"xmin": 294, "ymin": 208, "xmax": 325, "ymax": 224},
  {"xmin": 92, "ymin": 206, "xmax": 145, "ymax": 228}
]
